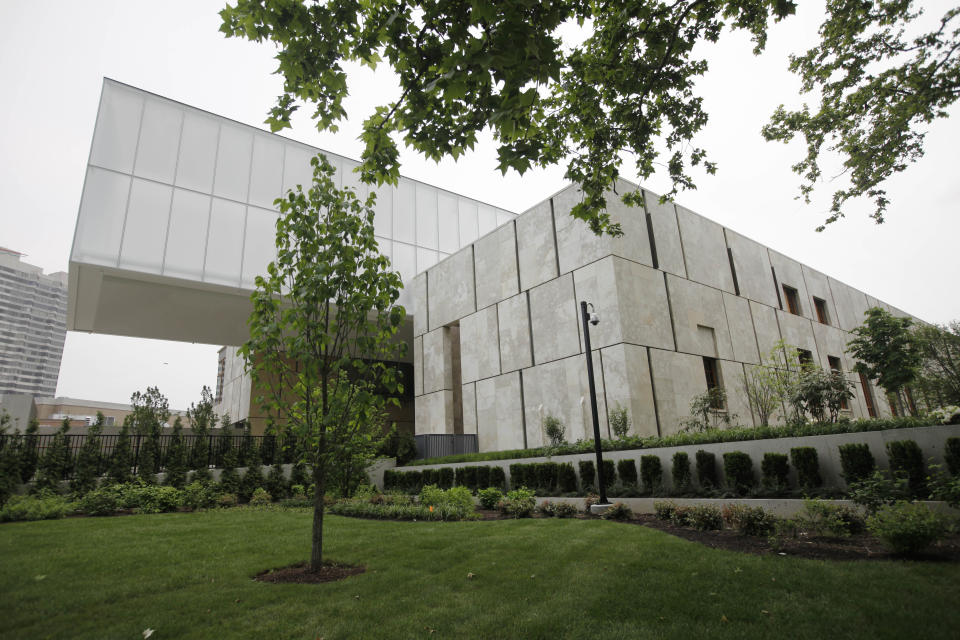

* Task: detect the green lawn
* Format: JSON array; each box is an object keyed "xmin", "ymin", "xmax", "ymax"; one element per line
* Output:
[{"xmin": 1, "ymin": 509, "xmax": 958, "ymax": 639}]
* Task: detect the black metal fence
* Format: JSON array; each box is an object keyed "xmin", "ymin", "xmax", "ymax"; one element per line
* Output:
[
  {"xmin": 0, "ymin": 433, "xmax": 299, "ymax": 481},
  {"xmin": 414, "ymin": 434, "xmax": 478, "ymax": 460}
]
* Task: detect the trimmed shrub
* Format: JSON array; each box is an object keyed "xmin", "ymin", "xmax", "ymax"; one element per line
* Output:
[
  {"xmin": 672, "ymin": 452, "xmax": 692, "ymax": 494},
  {"xmin": 885, "ymin": 440, "xmax": 926, "ymax": 496},
  {"xmin": 838, "ymin": 443, "xmax": 875, "ymax": 484},
  {"xmin": 722, "ymin": 451, "xmax": 755, "ymax": 495},
  {"xmin": 265, "ymin": 464, "xmax": 289, "ymax": 500},
  {"xmin": 848, "ymin": 470, "xmax": 911, "ymax": 514},
  {"xmin": 601, "ymin": 502, "xmax": 633, "ymax": 521},
  {"xmin": 946, "ymin": 437, "xmax": 960, "ymax": 476},
  {"xmin": 761, "ymin": 453, "xmax": 790, "ymax": 491},
  {"xmin": 722, "ymin": 503, "xmax": 776, "ymax": 536},
  {"xmin": 78, "ymin": 485, "xmax": 121, "ymax": 516},
  {"xmin": 688, "ymin": 504, "xmax": 723, "ymax": 531},
  {"xmin": 653, "ymin": 500, "xmax": 676, "ymax": 521},
  {"xmin": 499, "ymin": 488, "xmax": 536, "ymax": 518},
  {"xmin": 800, "ymin": 498, "xmax": 865, "ymax": 537},
  {"xmin": 488, "ymin": 467, "xmax": 505, "ymax": 491},
  {"xmin": 249, "ymin": 487, "xmax": 272, "ymax": 506},
  {"xmin": 558, "ymin": 463, "xmax": 578, "ymax": 493},
  {"xmin": 478, "ymin": 487, "xmax": 503, "ymax": 510},
  {"xmin": 422, "ymin": 468, "xmax": 439, "ymax": 487},
  {"xmin": 616, "ymin": 459, "xmax": 638, "ymax": 487},
  {"xmin": 640, "ymin": 456, "xmax": 662, "ymax": 493},
  {"xmin": 219, "ymin": 466, "xmax": 241, "ymax": 497},
  {"xmin": 554, "ymin": 502, "xmax": 579, "ymax": 518},
  {"xmin": 867, "ymin": 501, "xmax": 949, "ymax": 555},
  {"xmin": 509, "ymin": 463, "xmax": 530, "ymax": 490},
  {"xmin": 182, "ymin": 481, "xmax": 218, "ymax": 511},
  {"xmin": 476, "ymin": 466, "xmax": 491, "ymax": 490},
  {"xmin": 790, "ymin": 447, "xmax": 822, "ymax": 489},
  {"xmin": 578, "ymin": 460, "xmax": 596, "ymax": 490},
  {"xmin": 463, "ymin": 466, "xmax": 479, "ymax": 492},
  {"xmin": 454, "ymin": 466, "xmax": 466, "ymax": 489},
  {"xmin": 329, "ymin": 500, "xmax": 478, "ymax": 521},
  {"xmin": 695, "ymin": 450, "xmax": 717, "ymax": 489},
  {"xmin": 534, "ymin": 462, "xmax": 559, "ymax": 495},
  {"xmin": 601, "ymin": 459, "xmax": 616, "ymax": 490},
  {"xmin": 439, "ymin": 467, "xmax": 455, "ymax": 490},
  {"xmin": 670, "ymin": 505, "xmax": 692, "ymax": 527},
  {"xmin": 239, "ymin": 464, "xmax": 264, "ymax": 503},
  {"xmin": 0, "ymin": 492, "xmax": 72, "ymax": 522}
]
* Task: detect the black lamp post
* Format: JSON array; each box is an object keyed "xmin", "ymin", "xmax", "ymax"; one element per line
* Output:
[{"xmin": 580, "ymin": 300, "xmax": 609, "ymax": 505}]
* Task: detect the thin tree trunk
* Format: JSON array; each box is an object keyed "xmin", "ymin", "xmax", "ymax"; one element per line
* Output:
[{"xmin": 311, "ymin": 465, "xmax": 325, "ymax": 571}]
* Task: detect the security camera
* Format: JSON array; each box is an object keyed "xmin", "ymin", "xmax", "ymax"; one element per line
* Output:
[{"xmin": 589, "ymin": 312, "xmax": 600, "ymax": 326}]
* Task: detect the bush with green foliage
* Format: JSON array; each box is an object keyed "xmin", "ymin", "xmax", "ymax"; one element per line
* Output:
[
  {"xmin": 653, "ymin": 500, "xmax": 677, "ymax": 521},
  {"xmin": 264, "ymin": 464, "xmax": 289, "ymax": 500},
  {"xmin": 543, "ymin": 414, "xmax": 566, "ymax": 447},
  {"xmin": 239, "ymin": 461, "xmax": 264, "ymax": 503},
  {"xmin": 182, "ymin": 481, "xmax": 218, "ymax": 511},
  {"xmin": 867, "ymin": 501, "xmax": 949, "ymax": 555},
  {"xmin": 249, "ymin": 487, "xmax": 273, "ymax": 506},
  {"xmin": 616, "ymin": 459, "xmax": 638, "ymax": 487},
  {"xmin": 0, "ymin": 431, "xmax": 21, "ymax": 507},
  {"xmin": 847, "ymin": 470, "xmax": 911, "ymax": 514},
  {"xmin": 838, "ymin": 443, "xmax": 876, "ymax": 484},
  {"xmin": 476, "ymin": 465, "xmax": 490, "ymax": 490},
  {"xmin": 77, "ymin": 485, "xmax": 122, "ymax": 516},
  {"xmin": 722, "ymin": 451, "xmax": 755, "ymax": 495},
  {"xmin": 790, "ymin": 447, "xmax": 822, "ymax": 489},
  {"xmin": 799, "ymin": 498, "xmax": 865, "ymax": 537},
  {"xmin": 670, "ymin": 505, "xmax": 692, "ymax": 527},
  {"xmin": 885, "ymin": 440, "xmax": 926, "ymax": 496},
  {"xmin": 722, "ymin": 503, "xmax": 776, "ymax": 536},
  {"xmin": 601, "ymin": 501, "xmax": 632, "ymax": 521},
  {"xmin": 640, "ymin": 455, "xmax": 662, "ymax": 493},
  {"xmin": 688, "ymin": 504, "xmax": 724, "ymax": 531},
  {"xmin": 553, "ymin": 502, "xmax": 579, "ymax": 518},
  {"xmin": 163, "ymin": 419, "xmax": 189, "ymax": 490},
  {"xmin": 71, "ymin": 418, "xmax": 104, "ymax": 495},
  {"xmin": 35, "ymin": 420, "xmax": 73, "ymax": 493},
  {"xmin": 760, "ymin": 452, "xmax": 789, "ymax": 492},
  {"xmin": 123, "ymin": 484, "xmax": 183, "ymax": 514},
  {"xmin": 329, "ymin": 499, "xmax": 479, "ymax": 521},
  {"xmin": 946, "ymin": 437, "xmax": 960, "ymax": 476},
  {"xmin": 695, "ymin": 450, "xmax": 717, "ymax": 489},
  {"xmin": 578, "ymin": 460, "xmax": 596, "ymax": 490},
  {"xmin": 533, "ymin": 462, "xmax": 559, "ymax": 495},
  {"xmin": 671, "ymin": 452, "xmax": 692, "ymax": 494},
  {"xmin": 439, "ymin": 467, "xmax": 455, "ymax": 489},
  {"xmin": 601, "ymin": 459, "xmax": 616, "ymax": 490},
  {"xmin": 477, "ymin": 487, "xmax": 504, "ymax": 510},
  {"xmin": 557, "ymin": 463, "xmax": 578, "ymax": 494},
  {"xmin": 218, "ymin": 449, "xmax": 242, "ymax": 496},
  {"xmin": 927, "ymin": 465, "xmax": 960, "ymax": 509},
  {"xmin": 0, "ymin": 491, "xmax": 73, "ymax": 522},
  {"xmin": 107, "ymin": 421, "xmax": 134, "ymax": 485},
  {"xmin": 19, "ymin": 420, "xmax": 39, "ymax": 483},
  {"xmin": 609, "ymin": 405, "xmax": 631, "ymax": 439},
  {"xmin": 499, "ymin": 487, "xmax": 536, "ymax": 518},
  {"xmin": 418, "ymin": 484, "xmax": 475, "ymax": 518}
]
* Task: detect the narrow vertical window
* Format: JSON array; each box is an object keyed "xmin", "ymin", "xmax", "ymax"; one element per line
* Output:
[
  {"xmin": 798, "ymin": 349, "xmax": 813, "ymax": 367},
  {"xmin": 814, "ymin": 297, "xmax": 830, "ymax": 325},
  {"xmin": 828, "ymin": 356, "xmax": 848, "ymax": 409},
  {"xmin": 702, "ymin": 357, "xmax": 724, "ymax": 409},
  {"xmin": 859, "ymin": 372, "xmax": 877, "ymax": 418},
  {"xmin": 783, "ymin": 285, "xmax": 801, "ymax": 315}
]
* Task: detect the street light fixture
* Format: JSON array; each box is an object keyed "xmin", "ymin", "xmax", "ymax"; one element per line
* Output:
[{"xmin": 580, "ymin": 301, "xmax": 609, "ymax": 505}]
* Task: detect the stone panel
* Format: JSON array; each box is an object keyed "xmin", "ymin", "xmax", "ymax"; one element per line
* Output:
[
  {"xmin": 724, "ymin": 229, "xmax": 778, "ymax": 307},
  {"xmin": 718, "ymin": 360, "xmax": 754, "ymax": 427},
  {"xmin": 415, "ymin": 390, "xmax": 454, "ymax": 435},
  {"xmin": 427, "ymin": 247, "xmax": 475, "ymax": 331},
  {"xmin": 462, "ymin": 382, "xmax": 477, "ymax": 434},
  {"xmin": 422, "ymin": 326, "xmax": 453, "ymax": 393},
  {"xmin": 599, "ymin": 343, "xmax": 658, "ymax": 437},
  {"xmin": 641, "ymin": 187, "xmax": 686, "ymax": 278},
  {"xmin": 675, "ymin": 205, "xmax": 735, "ymax": 293},
  {"xmin": 476, "ymin": 371, "xmax": 525, "ymax": 452},
  {"xmin": 474, "ymin": 222, "xmax": 519, "ymax": 310},
  {"xmin": 812, "ymin": 322, "xmax": 854, "ymax": 371},
  {"xmin": 498, "ymin": 292, "xmax": 533, "ymax": 373},
  {"xmin": 521, "ymin": 353, "xmax": 608, "ymax": 447},
  {"xmin": 768, "ymin": 250, "xmax": 812, "ymax": 320},
  {"xmin": 649, "ymin": 348, "xmax": 709, "ymax": 436},
  {"xmin": 516, "ymin": 200, "xmax": 559, "ymax": 291},
  {"xmin": 722, "ymin": 292, "xmax": 760, "ymax": 365},
  {"xmin": 413, "ymin": 335, "xmax": 423, "ymax": 396},
  {"xmin": 552, "ymin": 184, "xmax": 652, "ymax": 275},
  {"xmin": 572, "ymin": 257, "xmax": 622, "ymax": 350},
  {"xmin": 410, "ymin": 273, "xmax": 428, "ymax": 337},
  {"xmin": 614, "ymin": 259, "xmax": 676, "ymax": 351},
  {"xmin": 460, "ymin": 305, "xmax": 501, "ymax": 384},
  {"xmin": 828, "ymin": 277, "xmax": 870, "ymax": 332},
  {"xmin": 666, "ymin": 274, "xmax": 734, "ymax": 360},
  {"xmin": 801, "ymin": 265, "xmax": 840, "ymax": 328},
  {"xmin": 750, "ymin": 301, "xmax": 783, "ymax": 363},
  {"xmin": 529, "ymin": 273, "xmax": 581, "ymax": 364},
  {"xmin": 776, "ymin": 310, "xmax": 819, "ymax": 361}
]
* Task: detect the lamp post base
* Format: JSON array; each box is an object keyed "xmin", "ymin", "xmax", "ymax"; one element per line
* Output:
[{"xmin": 590, "ymin": 502, "xmax": 614, "ymax": 516}]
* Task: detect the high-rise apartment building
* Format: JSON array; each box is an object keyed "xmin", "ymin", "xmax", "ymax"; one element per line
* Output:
[{"xmin": 0, "ymin": 248, "xmax": 68, "ymax": 397}]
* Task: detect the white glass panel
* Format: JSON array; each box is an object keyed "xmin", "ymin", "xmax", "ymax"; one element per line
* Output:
[
  {"xmin": 374, "ymin": 236, "xmax": 392, "ymax": 263},
  {"xmin": 175, "ymin": 112, "xmax": 219, "ymax": 193},
  {"xmin": 134, "ymin": 99, "xmax": 182, "ymax": 183},
  {"xmin": 73, "ymin": 166, "xmax": 130, "ymax": 265},
  {"xmin": 496, "ymin": 209, "xmax": 513, "ymax": 226},
  {"xmin": 372, "ymin": 184, "xmax": 392, "ymax": 237},
  {"xmin": 458, "ymin": 200, "xmax": 479, "ymax": 246},
  {"xmin": 394, "ymin": 242, "xmax": 416, "ymax": 283},
  {"xmin": 241, "ymin": 207, "xmax": 278, "ymax": 288},
  {"xmin": 417, "ymin": 247, "xmax": 438, "ymax": 272},
  {"xmin": 394, "ymin": 180, "xmax": 415, "ymax": 243},
  {"xmin": 90, "ymin": 83, "xmax": 143, "ymax": 173},
  {"xmin": 341, "ymin": 160, "xmax": 366, "ymax": 198},
  {"xmin": 282, "ymin": 144, "xmax": 314, "ymax": 196},
  {"xmin": 478, "ymin": 204, "xmax": 496, "ymax": 236},
  {"xmin": 204, "ymin": 199, "xmax": 245, "ymax": 286},
  {"xmin": 213, "ymin": 124, "xmax": 253, "ymax": 202},
  {"xmin": 119, "ymin": 179, "xmax": 172, "ymax": 273},
  {"xmin": 437, "ymin": 192, "xmax": 459, "ymax": 253},
  {"xmin": 164, "ymin": 189, "xmax": 210, "ymax": 280},
  {"xmin": 248, "ymin": 135, "xmax": 284, "ymax": 209},
  {"xmin": 416, "ymin": 184, "xmax": 438, "ymax": 249}
]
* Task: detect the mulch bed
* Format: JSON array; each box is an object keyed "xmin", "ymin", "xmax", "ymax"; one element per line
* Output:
[{"xmin": 254, "ymin": 561, "xmax": 366, "ymax": 584}]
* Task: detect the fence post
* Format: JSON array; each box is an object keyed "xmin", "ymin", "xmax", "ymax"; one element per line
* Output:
[{"xmin": 133, "ymin": 435, "xmax": 141, "ymax": 475}]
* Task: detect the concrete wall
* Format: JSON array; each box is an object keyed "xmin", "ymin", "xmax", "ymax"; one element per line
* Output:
[{"xmin": 413, "ymin": 180, "xmax": 910, "ymax": 451}]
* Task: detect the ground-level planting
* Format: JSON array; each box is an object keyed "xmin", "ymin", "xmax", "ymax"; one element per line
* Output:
[{"xmin": 2, "ymin": 508, "xmax": 959, "ymax": 639}]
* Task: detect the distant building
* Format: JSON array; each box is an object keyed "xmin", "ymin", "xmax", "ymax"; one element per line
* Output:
[
  {"xmin": 0, "ymin": 247, "xmax": 68, "ymax": 397},
  {"xmin": 33, "ymin": 396, "xmax": 190, "ymax": 435}
]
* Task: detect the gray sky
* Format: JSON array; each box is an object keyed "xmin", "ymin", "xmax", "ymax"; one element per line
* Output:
[{"xmin": 1, "ymin": 1, "xmax": 957, "ymax": 410}]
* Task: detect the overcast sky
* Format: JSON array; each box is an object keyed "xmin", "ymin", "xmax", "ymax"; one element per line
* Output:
[{"xmin": 1, "ymin": 1, "xmax": 957, "ymax": 410}]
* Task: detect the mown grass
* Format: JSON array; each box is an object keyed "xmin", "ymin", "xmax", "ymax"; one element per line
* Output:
[{"xmin": 1, "ymin": 508, "xmax": 958, "ymax": 639}]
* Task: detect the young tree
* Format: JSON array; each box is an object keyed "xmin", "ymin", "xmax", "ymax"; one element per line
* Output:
[
  {"xmin": 187, "ymin": 386, "xmax": 217, "ymax": 474},
  {"xmin": 36, "ymin": 418, "xmax": 73, "ymax": 493},
  {"xmin": 848, "ymin": 307, "xmax": 922, "ymax": 416},
  {"xmin": 0, "ymin": 412, "xmax": 21, "ymax": 506},
  {"xmin": 130, "ymin": 387, "xmax": 170, "ymax": 482},
  {"xmin": 164, "ymin": 416, "xmax": 189, "ymax": 489},
  {"xmin": 19, "ymin": 419, "xmax": 39, "ymax": 483},
  {"xmin": 71, "ymin": 412, "xmax": 105, "ymax": 494},
  {"xmin": 240, "ymin": 155, "xmax": 405, "ymax": 571},
  {"xmin": 107, "ymin": 416, "xmax": 134, "ymax": 485},
  {"xmin": 220, "ymin": 1, "xmax": 958, "ymax": 231},
  {"xmin": 914, "ymin": 321, "xmax": 960, "ymax": 408}
]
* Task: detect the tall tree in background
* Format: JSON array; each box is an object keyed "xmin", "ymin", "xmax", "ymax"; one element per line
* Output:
[
  {"xmin": 847, "ymin": 307, "xmax": 922, "ymax": 416},
  {"xmin": 240, "ymin": 155, "xmax": 405, "ymax": 571},
  {"xmin": 914, "ymin": 321, "xmax": 960, "ymax": 407},
  {"xmin": 188, "ymin": 385, "xmax": 217, "ymax": 477},
  {"xmin": 220, "ymin": 1, "xmax": 958, "ymax": 232},
  {"xmin": 130, "ymin": 387, "xmax": 170, "ymax": 482}
]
